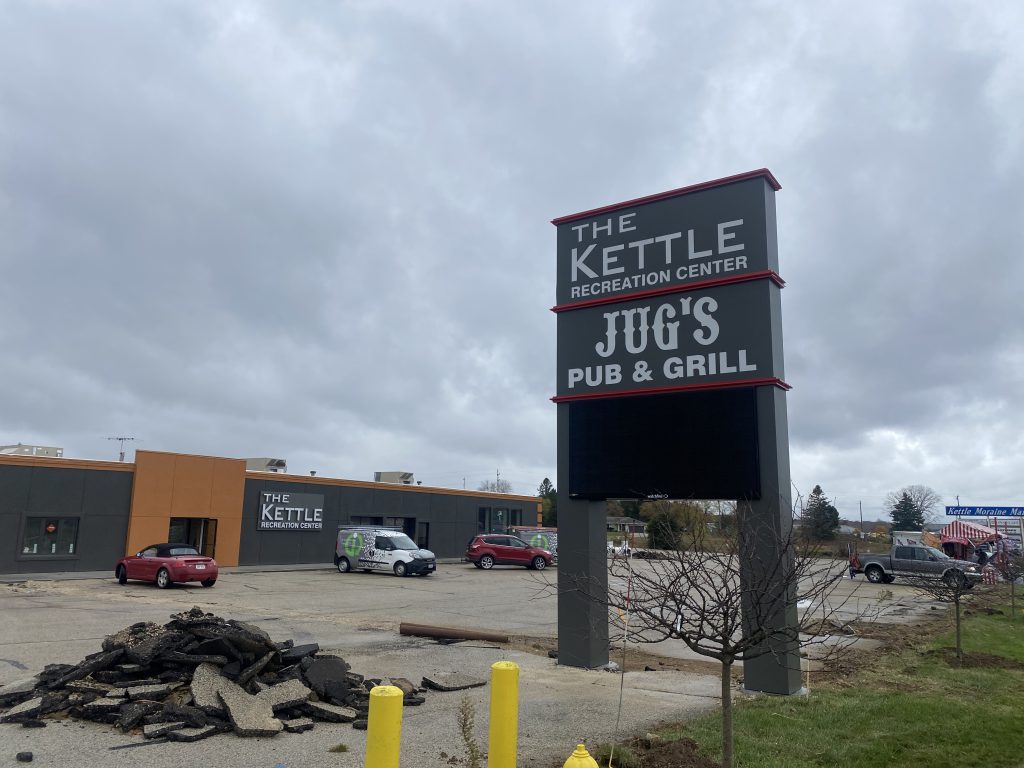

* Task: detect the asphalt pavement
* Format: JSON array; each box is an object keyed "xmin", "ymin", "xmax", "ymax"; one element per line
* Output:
[{"xmin": 0, "ymin": 563, "xmax": 935, "ymax": 768}]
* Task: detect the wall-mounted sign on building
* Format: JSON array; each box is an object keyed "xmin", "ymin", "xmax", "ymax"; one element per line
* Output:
[{"xmin": 258, "ymin": 491, "xmax": 324, "ymax": 530}]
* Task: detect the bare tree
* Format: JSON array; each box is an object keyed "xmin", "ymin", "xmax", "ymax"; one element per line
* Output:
[
  {"xmin": 603, "ymin": 510, "xmax": 856, "ymax": 768},
  {"xmin": 884, "ymin": 485, "xmax": 942, "ymax": 525},
  {"xmin": 478, "ymin": 478, "xmax": 513, "ymax": 494},
  {"xmin": 902, "ymin": 571, "xmax": 990, "ymax": 662},
  {"xmin": 992, "ymin": 551, "xmax": 1024, "ymax": 621}
]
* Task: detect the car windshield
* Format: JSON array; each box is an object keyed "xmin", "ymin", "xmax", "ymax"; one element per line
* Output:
[
  {"xmin": 168, "ymin": 546, "xmax": 200, "ymax": 556},
  {"xmin": 925, "ymin": 547, "xmax": 949, "ymax": 560},
  {"xmin": 390, "ymin": 534, "xmax": 418, "ymax": 550}
]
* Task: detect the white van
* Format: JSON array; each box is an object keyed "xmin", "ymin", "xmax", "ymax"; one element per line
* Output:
[{"xmin": 334, "ymin": 527, "xmax": 436, "ymax": 577}]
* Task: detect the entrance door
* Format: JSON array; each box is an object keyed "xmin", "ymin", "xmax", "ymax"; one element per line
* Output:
[{"xmin": 168, "ymin": 518, "xmax": 217, "ymax": 558}]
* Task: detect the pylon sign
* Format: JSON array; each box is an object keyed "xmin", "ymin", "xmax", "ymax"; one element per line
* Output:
[
  {"xmin": 552, "ymin": 169, "xmax": 802, "ymax": 696},
  {"xmin": 552, "ymin": 169, "xmax": 788, "ymax": 502}
]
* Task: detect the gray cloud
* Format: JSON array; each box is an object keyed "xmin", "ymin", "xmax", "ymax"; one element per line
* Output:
[{"xmin": 2, "ymin": 1, "xmax": 1022, "ymax": 512}]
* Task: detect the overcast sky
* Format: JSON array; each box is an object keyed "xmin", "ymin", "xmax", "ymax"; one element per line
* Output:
[{"xmin": 2, "ymin": 1, "xmax": 1021, "ymax": 522}]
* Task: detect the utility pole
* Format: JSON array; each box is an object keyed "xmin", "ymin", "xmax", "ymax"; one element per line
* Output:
[
  {"xmin": 106, "ymin": 436, "xmax": 135, "ymax": 462},
  {"xmin": 859, "ymin": 500, "xmax": 863, "ymax": 539}
]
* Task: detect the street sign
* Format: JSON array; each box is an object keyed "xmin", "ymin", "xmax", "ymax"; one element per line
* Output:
[{"xmin": 946, "ymin": 506, "xmax": 1024, "ymax": 517}]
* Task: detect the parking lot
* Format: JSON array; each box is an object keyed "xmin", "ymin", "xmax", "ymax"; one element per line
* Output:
[{"xmin": 0, "ymin": 562, "xmax": 935, "ymax": 768}]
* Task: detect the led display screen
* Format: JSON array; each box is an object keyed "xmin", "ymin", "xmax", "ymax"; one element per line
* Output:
[{"xmin": 567, "ymin": 388, "xmax": 761, "ymax": 500}]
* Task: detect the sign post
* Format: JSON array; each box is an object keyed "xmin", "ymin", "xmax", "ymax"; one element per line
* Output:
[{"xmin": 552, "ymin": 169, "xmax": 801, "ymax": 694}]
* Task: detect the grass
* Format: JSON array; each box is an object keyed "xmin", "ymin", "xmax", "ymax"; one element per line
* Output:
[{"xmin": 658, "ymin": 593, "xmax": 1024, "ymax": 768}]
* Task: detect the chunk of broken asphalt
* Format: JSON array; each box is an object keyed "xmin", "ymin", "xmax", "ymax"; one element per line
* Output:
[
  {"xmin": 421, "ymin": 674, "xmax": 486, "ymax": 692},
  {"xmin": 279, "ymin": 643, "xmax": 319, "ymax": 664},
  {"xmin": 236, "ymin": 651, "xmax": 275, "ymax": 686},
  {"xmin": 303, "ymin": 700, "xmax": 358, "ymax": 723},
  {"xmin": 190, "ymin": 663, "xmax": 227, "ymax": 714},
  {"xmin": 0, "ymin": 697, "xmax": 44, "ymax": 722},
  {"xmin": 256, "ymin": 679, "xmax": 311, "ymax": 712},
  {"xmin": 282, "ymin": 717, "xmax": 315, "ymax": 733},
  {"xmin": 162, "ymin": 702, "xmax": 209, "ymax": 728},
  {"xmin": 117, "ymin": 701, "xmax": 164, "ymax": 730},
  {"xmin": 386, "ymin": 678, "xmax": 417, "ymax": 696},
  {"xmin": 301, "ymin": 656, "xmax": 351, "ymax": 699},
  {"xmin": 166, "ymin": 724, "xmax": 222, "ymax": 742},
  {"xmin": 126, "ymin": 683, "xmax": 179, "ymax": 701},
  {"xmin": 217, "ymin": 678, "xmax": 283, "ymax": 737},
  {"xmin": 144, "ymin": 721, "xmax": 186, "ymax": 739},
  {"xmin": 0, "ymin": 677, "xmax": 41, "ymax": 706}
]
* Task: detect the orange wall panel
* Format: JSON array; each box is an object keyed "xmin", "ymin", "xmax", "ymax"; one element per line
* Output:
[
  {"xmin": 126, "ymin": 451, "xmax": 245, "ymax": 566},
  {"xmin": 211, "ymin": 461, "xmax": 245, "ymax": 520}
]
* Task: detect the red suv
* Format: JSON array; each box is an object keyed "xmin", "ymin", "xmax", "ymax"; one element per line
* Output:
[{"xmin": 466, "ymin": 535, "xmax": 554, "ymax": 570}]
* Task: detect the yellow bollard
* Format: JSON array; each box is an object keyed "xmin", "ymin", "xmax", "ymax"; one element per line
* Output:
[
  {"xmin": 365, "ymin": 685, "xmax": 404, "ymax": 768},
  {"xmin": 487, "ymin": 661, "xmax": 520, "ymax": 768},
  {"xmin": 563, "ymin": 744, "xmax": 599, "ymax": 768}
]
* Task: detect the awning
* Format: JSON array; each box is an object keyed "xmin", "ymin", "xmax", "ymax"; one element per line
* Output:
[{"xmin": 940, "ymin": 520, "xmax": 1002, "ymax": 546}]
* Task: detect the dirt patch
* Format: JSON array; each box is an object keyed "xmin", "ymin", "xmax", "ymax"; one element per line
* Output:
[
  {"xmin": 637, "ymin": 737, "xmax": 720, "ymax": 768},
  {"xmin": 505, "ymin": 636, "xmax": 720, "ymax": 676},
  {"xmin": 583, "ymin": 735, "xmax": 721, "ymax": 768},
  {"xmin": 926, "ymin": 648, "xmax": 1024, "ymax": 670},
  {"xmin": 806, "ymin": 614, "xmax": 953, "ymax": 686}
]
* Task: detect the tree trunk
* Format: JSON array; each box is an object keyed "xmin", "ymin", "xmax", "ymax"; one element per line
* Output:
[
  {"xmin": 721, "ymin": 658, "xmax": 734, "ymax": 768},
  {"xmin": 954, "ymin": 598, "xmax": 962, "ymax": 663}
]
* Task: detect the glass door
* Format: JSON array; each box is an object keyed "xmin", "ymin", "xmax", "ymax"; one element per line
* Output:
[{"xmin": 168, "ymin": 518, "xmax": 217, "ymax": 558}]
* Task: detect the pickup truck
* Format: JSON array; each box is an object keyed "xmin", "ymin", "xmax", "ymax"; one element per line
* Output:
[{"xmin": 850, "ymin": 544, "xmax": 983, "ymax": 587}]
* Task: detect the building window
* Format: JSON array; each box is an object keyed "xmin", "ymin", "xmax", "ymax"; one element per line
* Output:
[
  {"xmin": 417, "ymin": 522, "xmax": 429, "ymax": 549},
  {"xmin": 22, "ymin": 517, "xmax": 79, "ymax": 556},
  {"xmin": 351, "ymin": 516, "xmax": 383, "ymax": 527}
]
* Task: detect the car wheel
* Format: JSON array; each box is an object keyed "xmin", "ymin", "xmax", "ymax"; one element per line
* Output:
[
  {"xmin": 337, "ymin": 557, "xmax": 351, "ymax": 574},
  {"xmin": 155, "ymin": 568, "xmax": 171, "ymax": 589},
  {"xmin": 865, "ymin": 565, "xmax": 884, "ymax": 584},
  {"xmin": 116, "ymin": 565, "xmax": 127, "ymax": 585},
  {"xmin": 944, "ymin": 571, "xmax": 966, "ymax": 588},
  {"xmin": 479, "ymin": 555, "xmax": 494, "ymax": 570},
  {"xmin": 201, "ymin": 578, "xmax": 216, "ymax": 588},
  {"xmin": 531, "ymin": 556, "xmax": 547, "ymax": 571},
  {"xmin": 394, "ymin": 562, "xmax": 407, "ymax": 577}
]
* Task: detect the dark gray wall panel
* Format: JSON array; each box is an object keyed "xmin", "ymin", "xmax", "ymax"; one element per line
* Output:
[
  {"xmin": 239, "ymin": 478, "xmax": 532, "ymax": 565},
  {"xmin": 0, "ymin": 464, "xmax": 133, "ymax": 574},
  {"xmin": 0, "ymin": 467, "xmax": 31, "ymax": 516}
]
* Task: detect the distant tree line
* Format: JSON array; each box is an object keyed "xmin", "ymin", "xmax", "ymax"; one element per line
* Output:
[{"xmin": 530, "ymin": 478, "xmax": 943, "ymax": 542}]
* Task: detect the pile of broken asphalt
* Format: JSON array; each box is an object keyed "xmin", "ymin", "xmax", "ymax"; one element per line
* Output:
[{"xmin": 0, "ymin": 606, "xmax": 484, "ymax": 743}]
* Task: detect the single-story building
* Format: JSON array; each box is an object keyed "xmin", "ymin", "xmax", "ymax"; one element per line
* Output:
[
  {"xmin": 0, "ymin": 450, "xmax": 541, "ymax": 575},
  {"xmin": 607, "ymin": 516, "xmax": 645, "ymax": 534}
]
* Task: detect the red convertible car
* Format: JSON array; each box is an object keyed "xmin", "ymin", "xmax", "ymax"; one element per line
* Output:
[{"xmin": 115, "ymin": 543, "xmax": 218, "ymax": 588}]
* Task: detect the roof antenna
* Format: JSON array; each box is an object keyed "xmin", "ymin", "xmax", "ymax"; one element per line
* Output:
[{"xmin": 105, "ymin": 436, "xmax": 135, "ymax": 462}]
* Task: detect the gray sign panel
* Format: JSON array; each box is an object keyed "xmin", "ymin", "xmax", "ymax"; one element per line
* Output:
[
  {"xmin": 556, "ymin": 279, "xmax": 782, "ymax": 399},
  {"xmin": 554, "ymin": 175, "xmax": 778, "ymax": 308},
  {"xmin": 257, "ymin": 491, "xmax": 324, "ymax": 530}
]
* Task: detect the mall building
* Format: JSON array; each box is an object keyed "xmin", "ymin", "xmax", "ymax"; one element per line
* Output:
[{"xmin": 0, "ymin": 450, "xmax": 540, "ymax": 575}]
